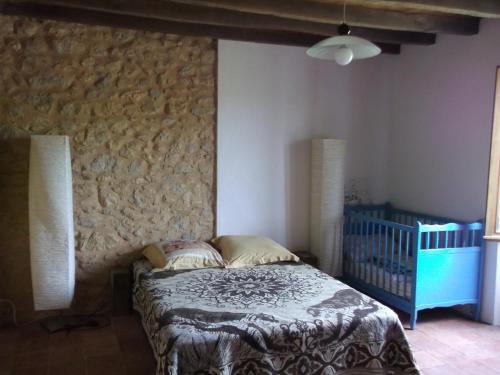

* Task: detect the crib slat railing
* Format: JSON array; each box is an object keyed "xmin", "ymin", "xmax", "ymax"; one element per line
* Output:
[
  {"xmin": 418, "ymin": 222, "xmax": 483, "ymax": 250},
  {"xmin": 370, "ymin": 223, "xmax": 375, "ymax": 284},
  {"xmin": 404, "ymin": 231, "xmax": 410, "ymax": 299},
  {"xmin": 343, "ymin": 214, "xmax": 357, "ymax": 278},
  {"xmin": 350, "ymin": 216, "xmax": 356, "ymax": 273},
  {"xmin": 397, "ymin": 229, "xmax": 402, "ymax": 292},
  {"xmin": 355, "ymin": 219, "xmax": 361, "ymax": 278},
  {"xmin": 377, "ymin": 223, "xmax": 381, "ymax": 288},
  {"xmin": 390, "ymin": 227, "xmax": 395, "ymax": 294},
  {"xmin": 383, "ymin": 223, "xmax": 388, "ymax": 292},
  {"xmin": 345, "ymin": 203, "xmax": 386, "ymax": 217},
  {"xmin": 344, "ymin": 214, "xmax": 414, "ymax": 299},
  {"xmin": 361, "ymin": 219, "xmax": 365, "ymax": 280},
  {"xmin": 346, "ymin": 215, "xmax": 358, "ymax": 275},
  {"xmin": 391, "ymin": 208, "xmax": 456, "ymax": 226}
]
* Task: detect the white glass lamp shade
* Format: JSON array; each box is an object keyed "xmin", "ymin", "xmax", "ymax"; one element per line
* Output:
[{"xmin": 307, "ymin": 35, "xmax": 381, "ymax": 64}]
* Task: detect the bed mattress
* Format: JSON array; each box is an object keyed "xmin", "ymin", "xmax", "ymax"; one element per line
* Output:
[{"xmin": 132, "ymin": 259, "xmax": 419, "ymax": 375}]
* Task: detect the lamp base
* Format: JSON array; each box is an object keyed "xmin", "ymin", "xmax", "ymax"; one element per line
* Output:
[{"xmin": 39, "ymin": 315, "xmax": 100, "ymax": 334}]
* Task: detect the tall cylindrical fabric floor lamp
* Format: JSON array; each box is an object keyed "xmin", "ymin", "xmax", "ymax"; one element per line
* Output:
[
  {"xmin": 310, "ymin": 139, "xmax": 346, "ymax": 276},
  {"xmin": 29, "ymin": 135, "xmax": 75, "ymax": 324}
]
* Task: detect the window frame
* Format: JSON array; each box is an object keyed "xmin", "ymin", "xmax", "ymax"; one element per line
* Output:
[{"xmin": 484, "ymin": 66, "xmax": 500, "ymax": 240}]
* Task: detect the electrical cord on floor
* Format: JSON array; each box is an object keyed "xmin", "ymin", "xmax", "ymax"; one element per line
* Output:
[
  {"xmin": 52, "ymin": 313, "xmax": 111, "ymax": 334},
  {"xmin": 40, "ymin": 290, "xmax": 113, "ymax": 334},
  {"xmin": 1, "ymin": 289, "xmax": 112, "ymax": 333},
  {"xmin": 1, "ymin": 279, "xmax": 115, "ymax": 333},
  {"xmin": 40, "ymin": 280, "xmax": 114, "ymax": 334}
]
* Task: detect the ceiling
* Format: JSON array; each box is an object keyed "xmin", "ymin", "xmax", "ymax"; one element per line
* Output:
[{"xmin": 1, "ymin": 0, "xmax": 499, "ymax": 55}]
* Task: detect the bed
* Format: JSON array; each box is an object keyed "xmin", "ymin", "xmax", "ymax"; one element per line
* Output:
[
  {"xmin": 343, "ymin": 203, "xmax": 484, "ymax": 329},
  {"xmin": 132, "ymin": 259, "xmax": 419, "ymax": 374}
]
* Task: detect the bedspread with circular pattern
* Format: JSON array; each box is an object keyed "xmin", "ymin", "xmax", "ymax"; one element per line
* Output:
[{"xmin": 132, "ymin": 260, "xmax": 419, "ymax": 375}]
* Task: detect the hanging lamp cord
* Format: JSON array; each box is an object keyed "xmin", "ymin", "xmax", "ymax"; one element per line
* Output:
[{"xmin": 338, "ymin": 1, "xmax": 351, "ymax": 36}]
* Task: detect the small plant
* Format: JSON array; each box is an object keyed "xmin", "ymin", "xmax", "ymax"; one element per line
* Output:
[{"xmin": 344, "ymin": 178, "xmax": 368, "ymax": 204}]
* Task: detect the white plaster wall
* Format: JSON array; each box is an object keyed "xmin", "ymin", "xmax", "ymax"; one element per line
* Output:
[
  {"xmin": 388, "ymin": 20, "xmax": 500, "ymax": 221},
  {"xmin": 217, "ymin": 40, "xmax": 393, "ymax": 250}
]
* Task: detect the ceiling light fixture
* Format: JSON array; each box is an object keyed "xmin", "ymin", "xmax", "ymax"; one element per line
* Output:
[{"xmin": 306, "ymin": 2, "xmax": 381, "ymax": 66}]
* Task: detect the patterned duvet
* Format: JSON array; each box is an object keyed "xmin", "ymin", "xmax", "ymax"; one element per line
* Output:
[{"xmin": 132, "ymin": 260, "xmax": 419, "ymax": 375}]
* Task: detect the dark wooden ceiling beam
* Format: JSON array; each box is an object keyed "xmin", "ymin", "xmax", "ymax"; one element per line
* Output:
[
  {"xmin": 0, "ymin": 1, "xmax": 402, "ymax": 54},
  {"xmin": 339, "ymin": 1, "xmax": 500, "ymax": 19},
  {"xmin": 164, "ymin": 0, "xmax": 480, "ymax": 34},
  {"xmin": 3, "ymin": 0, "xmax": 435, "ymax": 45},
  {"xmin": 350, "ymin": 27, "xmax": 433, "ymax": 45}
]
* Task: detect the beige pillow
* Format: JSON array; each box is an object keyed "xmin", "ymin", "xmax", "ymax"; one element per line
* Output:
[
  {"xmin": 212, "ymin": 235, "xmax": 299, "ymax": 268},
  {"xmin": 143, "ymin": 240, "xmax": 224, "ymax": 271}
]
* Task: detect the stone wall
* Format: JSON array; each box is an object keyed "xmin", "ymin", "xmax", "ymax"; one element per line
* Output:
[{"xmin": 0, "ymin": 15, "xmax": 216, "ymax": 320}]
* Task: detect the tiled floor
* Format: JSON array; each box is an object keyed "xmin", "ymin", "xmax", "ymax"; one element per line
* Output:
[
  {"xmin": 0, "ymin": 315, "xmax": 156, "ymax": 375},
  {"xmin": 1, "ymin": 309, "xmax": 499, "ymax": 374},
  {"xmin": 397, "ymin": 308, "xmax": 500, "ymax": 375}
]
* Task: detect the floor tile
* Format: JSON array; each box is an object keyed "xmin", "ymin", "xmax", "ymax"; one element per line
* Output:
[
  {"xmin": 1, "ymin": 316, "xmax": 155, "ymax": 375},
  {"xmin": 2, "ymin": 309, "xmax": 500, "ymax": 375},
  {"xmin": 483, "ymin": 357, "xmax": 500, "ymax": 373},
  {"xmin": 14, "ymin": 350, "xmax": 49, "ymax": 370},
  {"xmin": 124, "ymin": 355, "xmax": 157, "ymax": 375},
  {"xmin": 82, "ymin": 333, "xmax": 121, "ymax": 358},
  {"xmin": 400, "ymin": 308, "xmax": 500, "ymax": 375},
  {"xmin": 0, "ymin": 354, "xmax": 15, "ymax": 371},
  {"xmin": 422, "ymin": 365, "xmax": 461, "ymax": 375},
  {"xmin": 13, "ymin": 365, "xmax": 49, "ymax": 375},
  {"xmin": 48, "ymin": 361, "xmax": 86, "ymax": 375},
  {"xmin": 86, "ymin": 354, "xmax": 127, "ymax": 375},
  {"xmin": 49, "ymin": 342, "xmax": 85, "ymax": 365},
  {"xmin": 412, "ymin": 350, "xmax": 444, "ymax": 369}
]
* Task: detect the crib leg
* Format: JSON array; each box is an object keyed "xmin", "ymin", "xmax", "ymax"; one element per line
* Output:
[
  {"xmin": 473, "ymin": 304, "xmax": 481, "ymax": 321},
  {"xmin": 409, "ymin": 310, "xmax": 418, "ymax": 330}
]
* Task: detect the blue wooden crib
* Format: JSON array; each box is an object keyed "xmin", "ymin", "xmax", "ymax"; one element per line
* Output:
[{"xmin": 342, "ymin": 203, "xmax": 484, "ymax": 329}]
